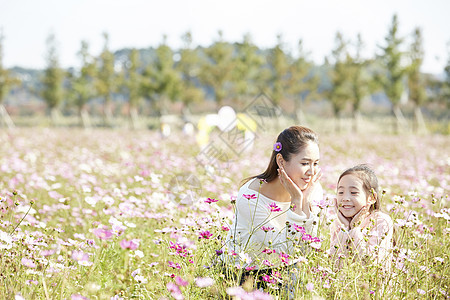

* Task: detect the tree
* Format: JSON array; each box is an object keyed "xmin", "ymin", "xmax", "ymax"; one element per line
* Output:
[
  {"xmin": 0, "ymin": 29, "xmax": 19, "ymax": 128},
  {"xmin": 231, "ymin": 33, "xmax": 265, "ymax": 101},
  {"xmin": 327, "ymin": 32, "xmax": 352, "ymax": 132},
  {"xmin": 266, "ymin": 34, "xmax": 290, "ymax": 105},
  {"xmin": 287, "ymin": 39, "xmax": 319, "ymax": 123},
  {"xmin": 176, "ymin": 31, "xmax": 204, "ymax": 115},
  {"xmin": 42, "ymin": 33, "xmax": 65, "ymax": 125},
  {"xmin": 407, "ymin": 28, "xmax": 427, "ymax": 133},
  {"xmin": 69, "ymin": 40, "xmax": 96, "ymax": 128},
  {"xmin": 348, "ymin": 34, "xmax": 373, "ymax": 132},
  {"xmin": 123, "ymin": 49, "xmax": 142, "ymax": 129},
  {"xmin": 142, "ymin": 35, "xmax": 181, "ymax": 116},
  {"xmin": 96, "ymin": 32, "xmax": 116, "ymax": 126},
  {"xmin": 199, "ymin": 30, "xmax": 234, "ymax": 107},
  {"xmin": 376, "ymin": 14, "xmax": 408, "ymax": 133}
]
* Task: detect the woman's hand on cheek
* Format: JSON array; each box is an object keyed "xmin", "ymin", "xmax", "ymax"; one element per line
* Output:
[{"xmin": 278, "ymin": 166, "xmax": 302, "ymax": 201}]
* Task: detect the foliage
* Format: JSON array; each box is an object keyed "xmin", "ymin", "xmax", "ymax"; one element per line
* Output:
[
  {"xmin": 198, "ymin": 30, "xmax": 234, "ymax": 106},
  {"xmin": 376, "ymin": 14, "xmax": 407, "ymax": 110},
  {"xmin": 41, "ymin": 33, "xmax": 64, "ymax": 111}
]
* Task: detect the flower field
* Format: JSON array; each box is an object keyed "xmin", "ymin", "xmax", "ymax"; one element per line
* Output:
[{"xmin": 0, "ymin": 128, "xmax": 449, "ymax": 299}]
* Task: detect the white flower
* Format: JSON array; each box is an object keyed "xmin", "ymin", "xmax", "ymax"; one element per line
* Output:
[{"xmin": 238, "ymin": 252, "xmax": 252, "ymax": 264}]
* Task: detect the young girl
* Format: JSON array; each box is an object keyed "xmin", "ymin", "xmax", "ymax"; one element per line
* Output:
[
  {"xmin": 330, "ymin": 164, "xmax": 393, "ymax": 266},
  {"xmin": 222, "ymin": 126, "xmax": 323, "ymax": 269}
]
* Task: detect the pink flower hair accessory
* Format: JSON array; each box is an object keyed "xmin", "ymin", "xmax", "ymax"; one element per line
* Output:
[{"xmin": 273, "ymin": 142, "xmax": 282, "ymax": 152}]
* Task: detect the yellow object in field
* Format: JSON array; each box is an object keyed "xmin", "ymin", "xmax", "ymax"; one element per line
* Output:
[{"xmin": 236, "ymin": 113, "xmax": 257, "ymax": 132}]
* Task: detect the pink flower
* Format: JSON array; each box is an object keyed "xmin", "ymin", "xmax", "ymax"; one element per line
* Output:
[
  {"xmin": 261, "ymin": 226, "xmax": 274, "ymax": 232},
  {"xmin": 262, "ymin": 248, "xmax": 275, "ymax": 255},
  {"xmin": 167, "ymin": 282, "xmax": 184, "ymax": 300},
  {"xmin": 279, "ymin": 252, "xmax": 290, "ymax": 264},
  {"xmin": 205, "ymin": 198, "xmax": 218, "ymax": 204},
  {"xmin": 168, "ymin": 261, "xmax": 182, "ymax": 269},
  {"xmin": 175, "ymin": 276, "xmax": 189, "ymax": 287},
  {"xmin": 71, "ymin": 251, "xmax": 93, "ymax": 266},
  {"xmin": 306, "ymin": 282, "xmax": 314, "ymax": 291},
  {"xmin": 245, "ymin": 265, "xmax": 257, "ymax": 271},
  {"xmin": 292, "ymin": 224, "xmax": 306, "ymax": 233},
  {"xmin": 199, "ymin": 230, "xmax": 213, "ymax": 239},
  {"xmin": 195, "ymin": 277, "xmax": 214, "ymax": 287},
  {"xmin": 268, "ymin": 202, "xmax": 281, "ymax": 212},
  {"xmin": 263, "ymin": 260, "xmax": 274, "ymax": 267},
  {"xmin": 417, "ymin": 289, "xmax": 426, "ymax": 295},
  {"xmin": 21, "ymin": 257, "xmax": 36, "ymax": 268},
  {"xmin": 93, "ymin": 228, "xmax": 113, "ymax": 240},
  {"xmin": 243, "ymin": 194, "xmax": 257, "ymax": 200},
  {"xmin": 302, "ymin": 234, "xmax": 312, "ymax": 242},
  {"xmin": 262, "ymin": 275, "xmax": 275, "ymax": 284},
  {"xmin": 119, "ymin": 239, "xmax": 139, "ymax": 250},
  {"xmin": 221, "ymin": 226, "xmax": 230, "ymax": 231}
]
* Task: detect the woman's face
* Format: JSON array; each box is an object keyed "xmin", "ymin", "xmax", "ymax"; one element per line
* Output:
[
  {"xmin": 281, "ymin": 142, "xmax": 320, "ymax": 190},
  {"xmin": 336, "ymin": 174, "xmax": 369, "ymax": 218}
]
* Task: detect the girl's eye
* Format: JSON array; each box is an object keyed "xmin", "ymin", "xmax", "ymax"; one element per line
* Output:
[
  {"xmin": 351, "ymin": 192, "xmax": 358, "ymax": 195},
  {"xmin": 314, "ymin": 162, "xmax": 319, "ymax": 166},
  {"xmin": 338, "ymin": 192, "xmax": 343, "ymax": 195},
  {"xmin": 301, "ymin": 163, "xmax": 309, "ymax": 166}
]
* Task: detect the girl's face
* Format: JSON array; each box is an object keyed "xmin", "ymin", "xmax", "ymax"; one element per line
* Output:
[
  {"xmin": 280, "ymin": 142, "xmax": 320, "ymax": 190},
  {"xmin": 336, "ymin": 174, "xmax": 372, "ymax": 218}
]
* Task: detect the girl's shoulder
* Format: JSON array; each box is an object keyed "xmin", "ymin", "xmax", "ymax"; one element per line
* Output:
[{"xmin": 368, "ymin": 211, "xmax": 394, "ymax": 226}]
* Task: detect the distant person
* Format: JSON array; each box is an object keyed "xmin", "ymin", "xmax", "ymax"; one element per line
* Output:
[
  {"xmin": 221, "ymin": 126, "xmax": 323, "ymax": 273},
  {"xmin": 330, "ymin": 164, "xmax": 393, "ymax": 268}
]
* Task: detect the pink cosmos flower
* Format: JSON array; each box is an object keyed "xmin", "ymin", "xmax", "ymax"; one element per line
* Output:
[
  {"xmin": 262, "ymin": 248, "xmax": 275, "ymax": 255},
  {"xmin": 21, "ymin": 257, "xmax": 36, "ymax": 268},
  {"xmin": 302, "ymin": 234, "xmax": 312, "ymax": 242},
  {"xmin": 205, "ymin": 198, "xmax": 218, "ymax": 204},
  {"xmin": 119, "ymin": 239, "xmax": 139, "ymax": 250},
  {"xmin": 167, "ymin": 282, "xmax": 184, "ymax": 300},
  {"xmin": 168, "ymin": 261, "xmax": 182, "ymax": 269},
  {"xmin": 71, "ymin": 251, "xmax": 93, "ymax": 266},
  {"xmin": 195, "ymin": 277, "xmax": 215, "ymax": 287},
  {"xmin": 175, "ymin": 276, "xmax": 189, "ymax": 287},
  {"xmin": 262, "ymin": 275, "xmax": 276, "ymax": 284},
  {"xmin": 245, "ymin": 265, "xmax": 257, "ymax": 271},
  {"xmin": 268, "ymin": 202, "xmax": 281, "ymax": 212},
  {"xmin": 243, "ymin": 194, "xmax": 257, "ymax": 200},
  {"xmin": 263, "ymin": 259, "xmax": 274, "ymax": 267},
  {"xmin": 261, "ymin": 226, "xmax": 274, "ymax": 232},
  {"xmin": 306, "ymin": 282, "xmax": 314, "ymax": 291},
  {"xmin": 199, "ymin": 230, "xmax": 213, "ymax": 239},
  {"xmin": 280, "ymin": 252, "xmax": 290, "ymax": 264},
  {"xmin": 292, "ymin": 224, "xmax": 306, "ymax": 233},
  {"xmin": 221, "ymin": 226, "xmax": 230, "ymax": 231},
  {"xmin": 93, "ymin": 228, "xmax": 113, "ymax": 240}
]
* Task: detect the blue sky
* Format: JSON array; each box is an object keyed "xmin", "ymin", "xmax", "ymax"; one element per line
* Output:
[{"xmin": 1, "ymin": 0, "xmax": 449, "ymax": 74}]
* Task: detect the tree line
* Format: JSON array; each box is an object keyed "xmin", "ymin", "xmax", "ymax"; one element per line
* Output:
[{"xmin": 0, "ymin": 14, "xmax": 449, "ymax": 131}]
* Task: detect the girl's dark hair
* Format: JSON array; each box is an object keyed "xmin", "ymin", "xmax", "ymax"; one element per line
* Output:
[
  {"xmin": 338, "ymin": 164, "xmax": 380, "ymax": 212},
  {"xmin": 241, "ymin": 126, "xmax": 319, "ymax": 186}
]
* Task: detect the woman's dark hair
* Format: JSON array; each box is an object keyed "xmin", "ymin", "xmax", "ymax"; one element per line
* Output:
[
  {"xmin": 241, "ymin": 126, "xmax": 319, "ymax": 186},
  {"xmin": 338, "ymin": 164, "xmax": 380, "ymax": 212}
]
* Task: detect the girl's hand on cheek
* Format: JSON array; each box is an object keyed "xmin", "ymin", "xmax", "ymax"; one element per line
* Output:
[
  {"xmin": 335, "ymin": 198, "xmax": 350, "ymax": 230},
  {"xmin": 350, "ymin": 205, "xmax": 370, "ymax": 229}
]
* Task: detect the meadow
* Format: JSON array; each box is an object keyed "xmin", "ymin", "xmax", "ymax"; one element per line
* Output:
[{"xmin": 0, "ymin": 127, "xmax": 448, "ymax": 299}]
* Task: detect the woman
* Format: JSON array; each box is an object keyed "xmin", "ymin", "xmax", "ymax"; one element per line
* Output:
[{"xmin": 222, "ymin": 126, "xmax": 323, "ymax": 270}]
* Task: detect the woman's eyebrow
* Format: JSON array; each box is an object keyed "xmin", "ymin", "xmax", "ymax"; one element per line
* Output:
[{"xmin": 301, "ymin": 158, "xmax": 320, "ymax": 161}]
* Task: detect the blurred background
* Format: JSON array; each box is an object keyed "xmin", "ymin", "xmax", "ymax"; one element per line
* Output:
[{"xmin": 0, "ymin": 0, "xmax": 449, "ymax": 133}]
